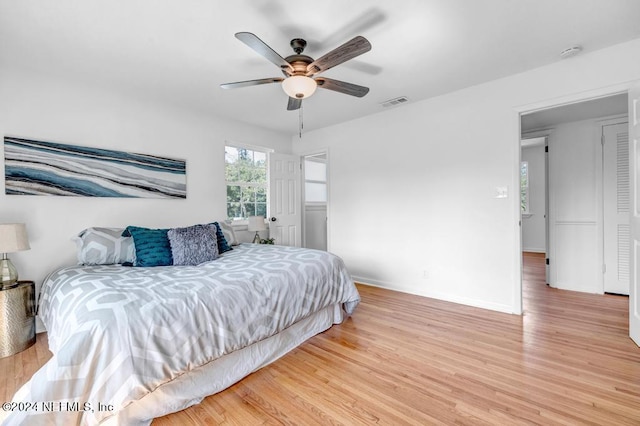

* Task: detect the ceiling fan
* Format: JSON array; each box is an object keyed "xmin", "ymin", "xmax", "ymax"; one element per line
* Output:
[{"xmin": 220, "ymin": 32, "xmax": 372, "ymax": 111}]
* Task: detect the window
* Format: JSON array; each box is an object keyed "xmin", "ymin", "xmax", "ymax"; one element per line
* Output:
[
  {"xmin": 520, "ymin": 161, "xmax": 529, "ymax": 213},
  {"xmin": 225, "ymin": 145, "xmax": 267, "ymax": 220},
  {"xmin": 304, "ymin": 157, "xmax": 327, "ymax": 203}
]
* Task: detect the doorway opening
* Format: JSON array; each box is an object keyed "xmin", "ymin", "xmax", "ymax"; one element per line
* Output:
[
  {"xmin": 302, "ymin": 151, "xmax": 328, "ymax": 251},
  {"xmin": 519, "ymin": 93, "xmax": 629, "ymax": 304},
  {"xmin": 520, "ymin": 136, "xmax": 549, "ymax": 283}
]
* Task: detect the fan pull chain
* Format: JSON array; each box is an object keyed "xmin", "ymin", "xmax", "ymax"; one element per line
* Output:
[{"xmin": 299, "ymin": 103, "xmax": 304, "ymax": 138}]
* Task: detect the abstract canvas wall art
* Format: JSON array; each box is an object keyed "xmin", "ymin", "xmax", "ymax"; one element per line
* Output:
[{"xmin": 4, "ymin": 137, "xmax": 186, "ymax": 198}]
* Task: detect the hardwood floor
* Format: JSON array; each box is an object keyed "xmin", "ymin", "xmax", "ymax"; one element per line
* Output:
[{"xmin": 2, "ymin": 252, "xmax": 639, "ymax": 425}]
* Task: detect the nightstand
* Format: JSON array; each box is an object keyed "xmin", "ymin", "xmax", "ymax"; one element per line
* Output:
[{"xmin": 0, "ymin": 280, "xmax": 36, "ymax": 358}]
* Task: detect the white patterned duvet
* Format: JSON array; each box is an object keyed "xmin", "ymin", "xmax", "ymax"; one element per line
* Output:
[{"xmin": 5, "ymin": 244, "xmax": 359, "ymax": 425}]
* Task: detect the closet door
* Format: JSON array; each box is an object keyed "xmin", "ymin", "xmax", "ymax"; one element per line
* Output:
[{"xmin": 603, "ymin": 122, "xmax": 630, "ymax": 295}]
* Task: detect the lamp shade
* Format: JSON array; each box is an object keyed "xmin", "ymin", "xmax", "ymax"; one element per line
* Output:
[
  {"xmin": 282, "ymin": 76, "xmax": 317, "ymax": 99},
  {"xmin": 247, "ymin": 216, "xmax": 267, "ymax": 232},
  {"xmin": 0, "ymin": 223, "xmax": 30, "ymax": 253}
]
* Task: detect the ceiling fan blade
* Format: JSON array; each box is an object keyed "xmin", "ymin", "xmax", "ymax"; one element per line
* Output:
[
  {"xmin": 235, "ymin": 32, "xmax": 294, "ymax": 73},
  {"xmin": 315, "ymin": 77, "xmax": 369, "ymax": 97},
  {"xmin": 287, "ymin": 97, "xmax": 302, "ymax": 111},
  {"xmin": 220, "ymin": 77, "xmax": 283, "ymax": 89},
  {"xmin": 306, "ymin": 36, "xmax": 371, "ymax": 76}
]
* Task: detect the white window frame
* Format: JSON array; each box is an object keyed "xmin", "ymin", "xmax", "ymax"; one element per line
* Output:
[
  {"xmin": 225, "ymin": 143, "xmax": 272, "ymax": 224},
  {"xmin": 304, "ymin": 156, "xmax": 327, "ymax": 205}
]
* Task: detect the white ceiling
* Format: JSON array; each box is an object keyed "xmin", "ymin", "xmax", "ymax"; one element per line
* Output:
[
  {"xmin": 1, "ymin": 0, "xmax": 640, "ymax": 136},
  {"xmin": 521, "ymin": 93, "xmax": 629, "ymax": 132}
]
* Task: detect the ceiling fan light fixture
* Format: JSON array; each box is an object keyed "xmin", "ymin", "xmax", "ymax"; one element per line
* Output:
[{"xmin": 282, "ymin": 75, "xmax": 317, "ymax": 99}]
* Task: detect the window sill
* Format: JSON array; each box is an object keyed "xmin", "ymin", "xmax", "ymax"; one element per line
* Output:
[
  {"xmin": 228, "ymin": 219, "xmax": 269, "ymax": 231},
  {"xmin": 227, "ymin": 220, "xmax": 248, "ymax": 230}
]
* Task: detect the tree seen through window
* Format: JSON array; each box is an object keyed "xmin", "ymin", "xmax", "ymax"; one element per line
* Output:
[{"xmin": 225, "ymin": 146, "xmax": 267, "ymax": 220}]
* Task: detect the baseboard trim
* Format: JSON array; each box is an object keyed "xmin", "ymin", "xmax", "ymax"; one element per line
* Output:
[
  {"xmin": 522, "ymin": 248, "xmax": 545, "ymax": 253},
  {"xmin": 351, "ymin": 275, "xmax": 516, "ymax": 315}
]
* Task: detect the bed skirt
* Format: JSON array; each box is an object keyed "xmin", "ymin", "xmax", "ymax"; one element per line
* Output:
[{"xmin": 104, "ymin": 303, "xmax": 345, "ymax": 425}]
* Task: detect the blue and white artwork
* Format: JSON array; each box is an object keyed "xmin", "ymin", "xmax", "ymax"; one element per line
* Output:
[{"xmin": 4, "ymin": 137, "xmax": 186, "ymax": 198}]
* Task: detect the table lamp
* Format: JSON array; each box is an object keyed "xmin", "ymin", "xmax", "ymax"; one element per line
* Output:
[
  {"xmin": 0, "ymin": 223, "xmax": 30, "ymax": 288},
  {"xmin": 247, "ymin": 216, "xmax": 267, "ymax": 244}
]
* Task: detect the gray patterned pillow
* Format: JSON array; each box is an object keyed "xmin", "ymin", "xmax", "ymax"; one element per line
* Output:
[
  {"xmin": 167, "ymin": 224, "xmax": 219, "ymax": 266},
  {"xmin": 73, "ymin": 227, "xmax": 135, "ymax": 265}
]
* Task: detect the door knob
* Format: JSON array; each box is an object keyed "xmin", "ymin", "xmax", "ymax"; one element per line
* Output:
[{"xmin": 270, "ymin": 217, "xmax": 277, "ymax": 222}]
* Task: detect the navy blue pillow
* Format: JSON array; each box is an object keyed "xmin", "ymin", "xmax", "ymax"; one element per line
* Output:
[
  {"xmin": 212, "ymin": 222, "xmax": 233, "ymax": 253},
  {"xmin": 123, "ymin": 226, "xmax": 172, "ymax": 267}
]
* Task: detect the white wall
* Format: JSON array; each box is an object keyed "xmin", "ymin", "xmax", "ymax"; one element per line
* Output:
[
  {"xmin": 0, "ymin": 68, "xmax": 291, "ymax": 295},
  {"xmin": 4, "ymin": 38, "xmax": 640, "ymax": 317},
  {"xmin": 521, "ymin": 144, "xmax": 546, "ymax": 252},
  {"xmin": 293, "ymin": 37, "xmax": 640, "ymax": 314}
]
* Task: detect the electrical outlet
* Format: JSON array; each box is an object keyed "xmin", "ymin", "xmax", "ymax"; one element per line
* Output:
[{"xmin": 422, "ymin": 269, "xmax": 430, "ymax": 279}]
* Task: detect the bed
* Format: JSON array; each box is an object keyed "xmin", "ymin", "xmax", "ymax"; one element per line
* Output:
[{"xmin": 5, "ymin": 225, "xmax": 359, "ymax": 425}]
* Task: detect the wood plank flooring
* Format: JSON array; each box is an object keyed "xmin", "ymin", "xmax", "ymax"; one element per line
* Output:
[{"xmin": 2, "ymin": 252, "xmax": 639, "ymax": 424}]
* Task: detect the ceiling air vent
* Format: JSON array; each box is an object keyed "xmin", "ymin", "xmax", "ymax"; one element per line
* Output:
[{"xmin": 381, "ymin": 96, "xmax": 409, "ymax": 108}]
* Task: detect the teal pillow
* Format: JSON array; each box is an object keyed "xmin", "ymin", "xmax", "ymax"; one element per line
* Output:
[
  {"xmin": 123, "ymin": 226, "xmax": 172, "ymax": 267},
  {"xmin": 212, "ymin": 222, "xmax": 233, "ymax": 253}
]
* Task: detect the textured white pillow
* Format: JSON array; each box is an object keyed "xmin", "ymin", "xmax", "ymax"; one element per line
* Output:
[
  {"xmin": 73, "ymin": 227, "xmax": 135, "ymax": 265},
  {"xmin": 218, "ymin": 221, "xmax": 239, "ymax": 246}
]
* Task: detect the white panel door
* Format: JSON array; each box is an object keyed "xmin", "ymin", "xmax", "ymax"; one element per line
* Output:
[
  {"xmin": 547, "ymin": 122, "xmax": 599, "ymax": 292},
  {"xmin": 629, "ymin": 83, "xmax": 640, "ymax": 346},
  {"xmin": 269, "ymin": 153, "xmax": 301, "ymax": 247},
  {"xmin": 603, "ymin": 122, "xmax": 630, "ymax": 295}
]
